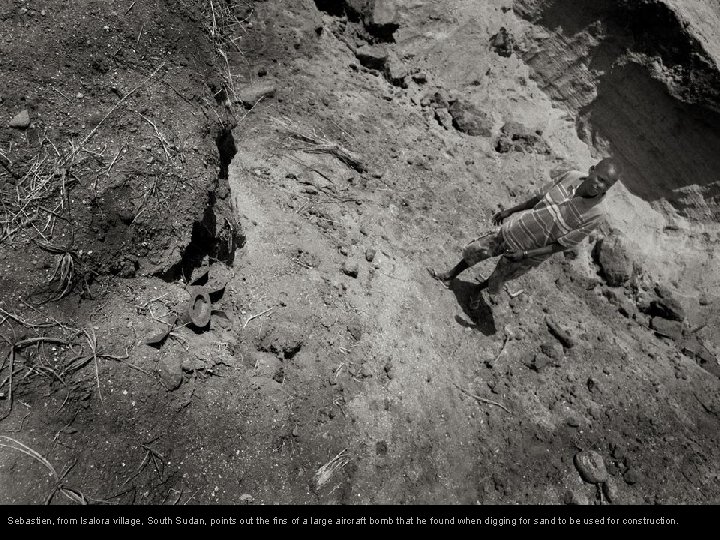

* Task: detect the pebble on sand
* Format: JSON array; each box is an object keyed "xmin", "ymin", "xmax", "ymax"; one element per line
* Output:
[
  {"xmin": 574, "ymin": 450, "xmax": 609, "ymax": 484},
  {"xmin": 9, "ymin": 109, "xmax": 31, "ymax": 129}
]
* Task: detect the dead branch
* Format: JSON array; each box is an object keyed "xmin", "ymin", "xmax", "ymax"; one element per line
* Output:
[
  {"xmin": 492, "ymin": 334, "xmax": 510, "ymax": 364},
  {"xmin": 0, "ymin": 307, "xmax": 58, "ymax": 329},
  {"xmin": 15, "ymin": 337, "xmax": 70, "ymax": 349},
  {"xmin": 454, "ymin": 383, "xmax": 511, "ymax": 414},
  {"xmin": 138, "ymin": 113, "xmax": 172, "ymax": 160},
  {"xmin": 83, "ymin": 329, "xmax": 102, "ymax": 403},
  {"xmin": 243, "ymin": 307, "xmax": 275, "ymax": 329}
]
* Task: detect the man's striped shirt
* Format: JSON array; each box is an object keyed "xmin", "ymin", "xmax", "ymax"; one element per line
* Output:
[{"xmin": 501, "ymin": 170, "xmax": 605, "ymax": 252}]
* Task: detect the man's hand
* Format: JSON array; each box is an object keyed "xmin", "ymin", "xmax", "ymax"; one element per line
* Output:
[
  {"xmin": 492, "ymin": 209, "xmax": 511, "ymax": 225},
  {"xmin": 504, "ymin": 250, "xmax": 526, "ymax": 262}
]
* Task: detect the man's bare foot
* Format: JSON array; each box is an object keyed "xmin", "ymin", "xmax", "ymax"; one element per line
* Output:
[{"xmin": 427, "ymin": 267, "xmax": 453, "ymax": 288}]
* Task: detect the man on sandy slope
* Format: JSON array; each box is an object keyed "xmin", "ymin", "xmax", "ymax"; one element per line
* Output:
[{"xmin": 429, "ymin": 158, "xmax": 621, "ymax": 300}]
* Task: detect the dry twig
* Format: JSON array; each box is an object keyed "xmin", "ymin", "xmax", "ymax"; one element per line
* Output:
[
  {"xmin": 243, "ymin": 307, "xmax": 275, "ymax": 329},
  {"xmin": 454, "ymin": 383, "xmax": 511, "ymax": 414},
  {"xmin": 0, "ymin": 436, "xmax": 90, "ymax": 504},
  {"xmin": 83, "ymin": 328, "xmax": 102, "ymax": 403},
  {"xmin": 139, "ymin": 113, "xmax": 172, "ymax": 160}
]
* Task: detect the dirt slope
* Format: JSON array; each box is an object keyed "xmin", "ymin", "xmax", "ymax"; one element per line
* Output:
[{"xmin": 1, "ymin": 0, "xmax": 719, "ymax": 505}]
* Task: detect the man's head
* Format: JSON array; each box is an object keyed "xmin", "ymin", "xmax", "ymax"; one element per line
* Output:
[{"xmin": 577, "ymin": 158, "xmax": 620, "ymax": 198}]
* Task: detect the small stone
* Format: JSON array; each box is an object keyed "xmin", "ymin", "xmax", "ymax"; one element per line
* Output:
[
  {"xmin": 9, "ymin": 110, "xmax": 31, "ymax": 129},
  {"xmin": 339, "ymin": 246, "xmax": 349, "ymax": 257},
  {"xmin": 530, "ymin": 352, "xmax": 553, "ymax": 372},
  {"xmin": 434, "ymin": 107, "xmax": 454, "ymax": 130},
  {"xmin": 546, "ymin": 317, "xmax": 576, "ymax": 348},
  {"xmin": 384, "ymin": 362, "xmax": 395, "ymax": 379},
  {"xmin": 342, "ymin": 260, "xmax": 359, "ymax": 278},
  {"xmin": 354, "ymin": 44, "xmax": 388, "ymax": 70},
  {"xmin": 563, "ymin": 489, "xmax": 589, "ymax": 505},
  {"xmin": 347, "ymin": 323, "xmax": 363, "ymax": 340},
  {"xmin": 490, "ymin": 27, "xmax": 515, "ymax": 57},
  {"xmin": 603, "ymin": 478, "xmax": 620, "ymax": 503},
  {"xmin": 360, "ymin": 364, "xmax": 373, "ymax": 378},
  {"xmin": 292, "ymin": 426, "xmax": 299, "ymax": 437},
  {"xmin": 574, "ymin": 450, "xmax": 609, "ymax": 484},
  {"xmin": 158, "ymin": 355, "xmax": 183, "ymax": 390},
  {"xmin": 0, "ymin": 391, "xmax": 6, "ymax": 400},
  {"xmin": 412, "ymin": 72, "xmax": 428, "ymax": 84},
  {"xmin": 646, "ymin": 285, "xmax": 685, "ymax": 321},
  {"xmin": 566, "ymin": 416, "xmax": 581, "ymax": 428},
  {"xmin": 375, "ymin": 440, "xmax": 388, "ymax": 455},
  {"xmin": 235, "ymin": 83, "xmax": 276, "ymax": 109},
  {"xmin": 448, "ymin": 100, "xmax": 493, "ymax": 137},
  {"xmin": 257, "ymin": 67, "xmax": 267, "ymax": 77},
  {"xmin": 540, "ymin": 341, "xmax": 563, "ymax": 362},
  {"xmin": 181, "ymin": 356, "xmax": 203, "ymax": 373},
  {"xmin": 76, "ymin": 92, "xmax": 84, "ymax": 99},
  {"xmin": 239, "ymin": 494, "xmax": 254, "ymax": 504},
  {"xmin": 650, "ymin": 317, "xmax": 684, "ymax": 340},
  {"xmin": 365, "ymin": 247, "xmax": 376, "ymax": 262},
  {"xmin": 699, "ymin": 293, "xmax": 710, "ymax": 306},
  {"xmin": 593, "ymin": 238, "xmax": 633, "ymax": 286},
  {"xmin": 384, "ymin": 51, "xmax": 408, "ymax": 87},
  {"xmin": 623, "ymin": 468, "xmax": 641, "ymax": 485}
]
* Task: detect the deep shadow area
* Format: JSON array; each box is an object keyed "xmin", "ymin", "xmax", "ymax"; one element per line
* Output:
[
  {"xmin": 517, "ymin": 0, "xmax": 720, "ymax": 218},
  {"xmin": 579, "ymin": 62, "xmax": 720, "ymax": 213},
  {"xmin": 450, "ymin": 278, "xmax": 497, "ymax": 336},
  {"xmin": 517, "ymin": 0, "xmax": 616, "ymax": 36}
]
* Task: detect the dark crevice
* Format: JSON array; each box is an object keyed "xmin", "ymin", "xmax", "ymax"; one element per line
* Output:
[
  {"xmin": 313, "ymin": 0, "xmax": 398, "ymax": 43},
  {"xmin": 159, "ymin": 126, "xmax": 243, "ymax": 282},
  {"xmin": 366, "ymin": 22, "xmax": 398, "ymax": 43},
  {"xmin": 216, "ymin": 127, "xmax": 237, "ymax": 180},
  {"xmin": 161, "ymin": 203, "xmax": 219, "ymax": 282},
  {"xmin": 313, "ymin": 0, "xmax": 345, "ymax": 17}
]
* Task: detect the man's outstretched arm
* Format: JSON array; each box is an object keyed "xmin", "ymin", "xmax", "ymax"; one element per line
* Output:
[{"xmin": 492, "ymin": 194, "xmax": 543, "ymax": 225}]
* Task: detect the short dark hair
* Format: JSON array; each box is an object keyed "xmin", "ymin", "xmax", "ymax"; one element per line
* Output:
[{"xmin": 595, "ymin": 158, "xmax": 620, "ymax": 182}]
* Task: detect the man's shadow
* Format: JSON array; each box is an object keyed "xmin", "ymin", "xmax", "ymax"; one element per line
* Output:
[{"xmin": 449, "ymin": 278, "xmax": 497, "ymax": 336}]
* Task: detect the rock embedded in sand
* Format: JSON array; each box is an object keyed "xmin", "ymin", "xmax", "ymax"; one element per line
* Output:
[
  {"xmin": 546, "ymin": 317, "xmax": 576, "ymax": 348},
  {"xmin": 235, "ymin": 83, "xmax": 276, "ymax": 109},
  {"xmin": 623, "ymin": 468, "xmax": 642, "ymax": 485},
  {"xmin": 9, "ymin": 109, "xmax": 30, "ymax": 129},
  {"xmin": 574, "ymin": 450, "xmax": 609, "ymax": 484},
  {"xmin": 342, "ymin": 260, "xmax": 359, "ymax": 278},
  {"xmin": 434, "ymin": 107, "xmax": 454, "ymax": 130},
  {"xmin": 355, "ymin": 44, "xmax": 388, "ymax": 70},
  {"xmin": 384, "ymin": 51, "xmax": 408, "ymax": 87},
  {"xmin": 159, "ymin": 355, "xmax": 183, "ymax": 390},
  {"xmin": 563, "ymin": 489, "xmax": 589, "ymax": 505},
  {"xmin": 593, "ymin": 238, "xmax": 633, "ymax": 287},
  {"xmin": 448, "ymin": 100, "xmax": 493, "ymax": 136},
  {"xmin": 650, "ymin": 317, "xmax": 684, "ymax": 340},
  {"xmin": 412, "ymin": 72, "xmax": 428, "ymax": 84},
  {"xmin": 603, "ymin": 478, "xmax": 620, "ymax": 503},
  {"xmin": 651, "ymin": 285, "xmax": 685, "ymax": 321}
]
